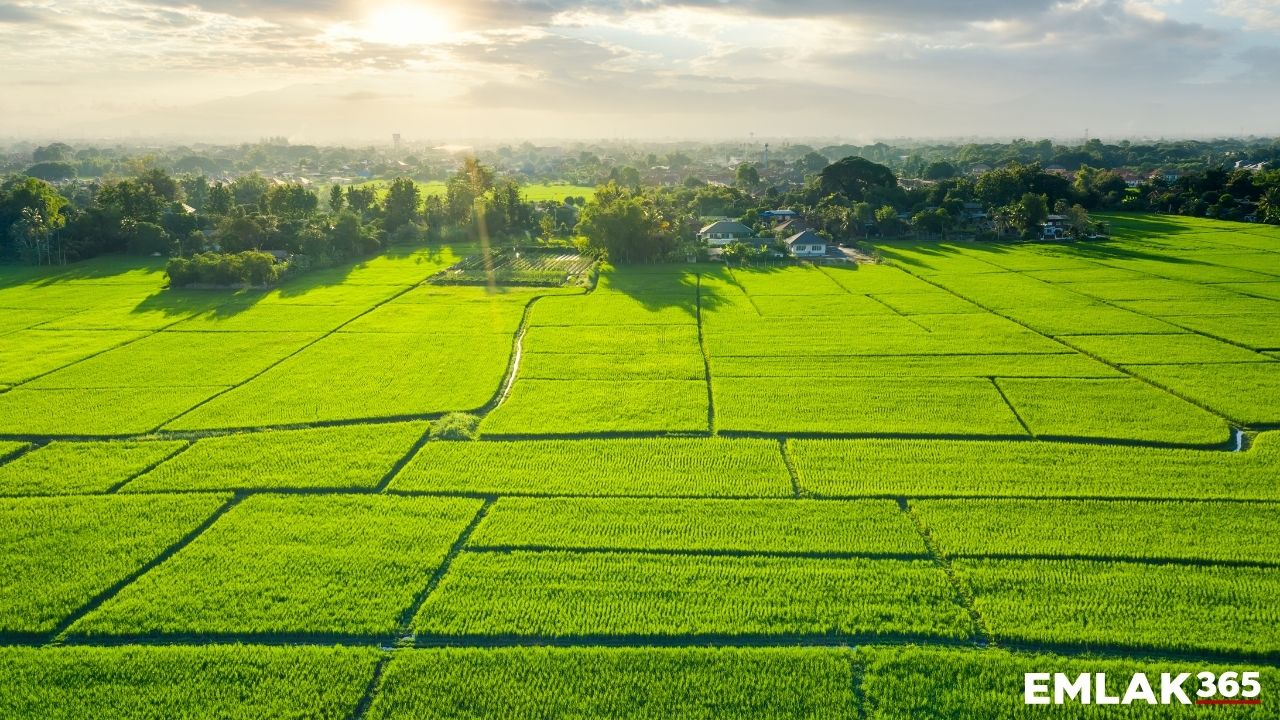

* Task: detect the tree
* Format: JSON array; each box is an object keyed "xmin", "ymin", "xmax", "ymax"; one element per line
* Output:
[
  {"xmin": 329, "ymin": 184, "xmax": 346, "ymax": 213},
  {"xmin": 874, "ymin": 205, "xmax": 904, "ymax": 236},
  {"xmin": 577, "ymin": 182, "xmax": 673, "ymax": 263},
  {"xmin": 818, "ymin": 157, "xmax": 897, "ymax": 200},
  {"xmin": 923, "ymin": 161, "xmax": 957, "ymax": 181},
  {"xmin": 0, "ymin": 177, "xmax": 69, "ymax": 260},
  {"xmin": 797, "ymin": 151, "xmax": 829, "ymax": 175},
  {"xmin": 265, "ymin": 183, "xmax": 318, "ymax": 219},
  {"xmin": 383, "ymin": 177, "xmax": 421, "ymax": 235},
  {"xmin": 33, "ymin": 143, "xmax": 73, "ymax": 163},
  {"xmin": 735, "ymin": 163, "xmax": 761, "ymax": 191},
  {"xmin": 25, "ymin": 162, "xmax": 76, "ymax": 181}
]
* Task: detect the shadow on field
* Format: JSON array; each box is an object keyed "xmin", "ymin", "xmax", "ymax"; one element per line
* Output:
[{"xmin": 597, "ymin": 262, "xmax": 730, "ymax": 319}]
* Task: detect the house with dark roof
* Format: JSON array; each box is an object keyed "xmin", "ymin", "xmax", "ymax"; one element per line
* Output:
[
  {"xmin": 783, "ymin": 230, "xmax": 827, "ymax": 258},
  {"xmin": 773, "ymin": 218, "xmax": 813, "ymax": 235},
  {"xmin": 698, "ymin": 220, "xmax": 755, "ymax": 247}
]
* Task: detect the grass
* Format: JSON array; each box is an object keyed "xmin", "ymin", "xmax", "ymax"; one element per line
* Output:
[
  {"xmin": 957, "ymin": 558, "xmax": 1280, "ymax": 655},
  {"xmin": 913, "ymin": 499, "xmax": 1280, "ymax": 563},
  {"xmin": 858, "ymin": 645, "xmax": 1280, "ymax": 719},
  {"xmin": 1125, "ymin": 361, "xmax": 1280, "ymax": 426},
  {"xmin": 0, "ymin": 645, "xmax": 379, "ymax": 720},
  {"xmin": 1061, "ymin": 333, "xmax": 1268, "ymax": 365},
  {"xmin": 389, "ymin": 437, "xmax": 792, "ymax": 497},
  {"xmin": 0, "ymin": 493, "xmax": 229, "ymax": 636},
  {"xmin": 0, "ymin": 330, "xmax": 147, "ymax": 385},
  {"xmin": 123, "ymin": 422, "xmax": 428, "ymax": 492},
  {"xmin": 995, "ymin": 377, "xmax": 1229, "ymax": 444},
  {"xmin": 714, "ymin": 377, "xmax": 1027, "ymax": 435},
  {"xmin": 164, "ymin": 332, "xmax": 513, "ymax": 429},
  {"xmin": 413, "ymin": 551, "xmax": 975, "ymax": 640},
  {"xmin": 481, "ymin": 379, "xmax": 709, "ymax": 434},
  {"xmin": 0, "ymin": 440, "xmax": 186, "ymax": 495},
  {"xmin": 0, "ymin": 386, "xmax": 227, "ymax": 435},
  {"xmin": 70, "ymin": 494, "xmax": 482, "ymax": 638},
  {"xmin": 366, "ymin": 647, "xmax": 859, "ymax": 719},
  {"xmin": 469, "ymin": 498, "xmax": 928, "ymax": 555},
  {"xmin": 790, "ymin": 434, "xmax": 1280, "ymax": 499}
]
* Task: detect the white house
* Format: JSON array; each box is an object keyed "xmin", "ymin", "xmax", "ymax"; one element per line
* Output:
[
  {"xmin": 698, "ymin": 220, "xmax": 755, "ymax": 247},
  {"xmin": 784, "ymin": 229, "xmax": 827, "ymax": 258}
]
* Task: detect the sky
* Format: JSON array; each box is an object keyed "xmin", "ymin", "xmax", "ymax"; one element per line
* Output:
[{"xmin": 1, "ymin": 0, "xmax": 1278, "ymax": 143}]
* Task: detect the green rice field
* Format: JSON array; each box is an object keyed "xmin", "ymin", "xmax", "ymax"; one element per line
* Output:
[{"xmin": 0, "ymin": 214, "xmax": 1278, "ymax": 716}]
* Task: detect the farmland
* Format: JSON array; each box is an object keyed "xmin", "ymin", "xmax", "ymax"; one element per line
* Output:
[{"xmin": 0, "ymin": 213, "xmax": 1278, "ymax": 715}]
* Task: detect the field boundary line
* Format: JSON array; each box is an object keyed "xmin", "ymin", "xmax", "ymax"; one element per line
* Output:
[
  {"xmin": 395, "ymin": 496, "xmax": 496, "ymax": 641},
  {"xmin": 46, "ymin": 492, "xmax": 246, "ymax": 645},
  {"xmin": 721, "ymin": 266, "xmax": 765, "ymax": 316},
  {"xmin": 860, "ymin": 291, "xmax": 932, "ymax": 331},
  {"xmin": 106, "ymin": 440, "xmax": 194, "ymax": 493},
  {"xmin": 943, "ymin": 551, "xmax": 1280, "ymax": 570},
  {"xmin": 477, "ymin": 292, "xmax": 553, "ymax": 415},
  {"xmin": 348, "ymin": 653, "xmax": 392, "ymax": 720},
  {"xmin": 0, "ymin": 439, "xmax": 40, "ymax": 468},
  {"xmin": 988, "ymin": 377, "xmax": 1034, "ymax": 436},
  {"xmin": 696, "ymin": 274, "xmax": 717, "ymax": 434},
  {"xmin": 779, "ymin": 437, "xmax": 804, "ymax": 497},
  {"xmin": 897, "ymin": 497, "xmax": 995, "ymax": 648},
  {"xmin": 156, "ymin": 280, "xmax": 429, "ymax": 431},
  {"xmin": 374, "ymin": 425, "xmax": 434, "ymax": 492},
  {"xmin": 892, "ymin": 265, "xmax": 1245, "ymax": 438}
]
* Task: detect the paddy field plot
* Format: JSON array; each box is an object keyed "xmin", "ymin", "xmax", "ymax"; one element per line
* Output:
[{"xmin": 0, "ymin": 216, "xmax": 1278, "ymax": 716}]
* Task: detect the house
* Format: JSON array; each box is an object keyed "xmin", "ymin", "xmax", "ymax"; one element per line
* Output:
[
  {"xmin": 698, "ymin": 220, "xmax": 755, "ymax": 247},
  {"xmin": 784, "ymin": 229, "xmax": 827, "ymax": 258},
  {"xmin": 1041, "ymin": 215, "xmax": 1069, "ymax": 240},
  {"xmin": 760, "ymin": 209, "xmax": 799, "ymax": 224},
  {"xmin": 961, "ymin": 202, "xmax": 988, "ymax": 223},
  {"xmin": 1149, "ymin": 169, "xmax": 1181, "ymax": 184},
  {"xmin": 773, "ymin": 218, "xmax": 813, "ymax": 235}
]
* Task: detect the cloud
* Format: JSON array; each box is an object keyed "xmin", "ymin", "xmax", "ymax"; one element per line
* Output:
[{"xmin": 1216, "ymin": 0, "xmax": 1280, "ymax": 30}]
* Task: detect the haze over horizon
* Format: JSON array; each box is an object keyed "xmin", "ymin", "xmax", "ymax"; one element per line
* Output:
[{"xmin": 2, "ymin": 0, "xmax": 1278, "ymax": 143}]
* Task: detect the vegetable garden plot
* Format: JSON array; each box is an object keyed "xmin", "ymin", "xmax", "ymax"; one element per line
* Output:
[
  {"xmin": 70, "ymin": 494, "xmax": 483, "ymax": 638},
  {"xmin": 342, "ymin": 298, "xmax": 530, "ymax": 334},
  {"xmin": 714, "ymin": 377, "xmax": 1026, "ymax": 436},
  {"xmin": 0, "ymin": 440, "xmax": 186, "ymax": 495},
  {"xmin": 868, "ymin": 291, "xmax": 983, "ymax": 315},
  {"xmin": 165, "ymin": 331, "xmax": 511, "ymax": 429},
  {"xmin": 858, "ymin": 646, "xmax": 1280, "ymax": 720},
  {"xmin": 469, "ymin": 498, "xmax": 927, "ymax": 555},
  {"xmin": 523, "ymin": 324, "xmax": 700, "ymax": 355},
  {"xmin": 390, "ymin": 437, "xmax": 791, "ymax": 497},
  {"xmin": 997, "ymin": 303, "xmax": 1181, "ymax": 336},
  {"xmin": 956, "ymin": 558, "xmax": 1280, "ymax": 656},
  {"xmin": 711, "ymin": 353, "xmax": 1117, "ymax": 379},
  {"xmin": 166, "ymin": 303, "xmax": 368, "ymax": 332},
  {"xmin": 1060, "ymin": 333, "xmax": 1268, "ymax": 365},
  {"xmin": 27, "ymin": 331, "xmax": 321, "ymax": 389},
  {"xmin": 413, "ymin": 551, "xmax": 975, "ymax": 640},
  {"xmin": 0, "ymin": 645, "xmax": 379, "ymax": 720},
  {"xmin": 520, "ymin": 351, "xmax": 706, "ymax": 381},
  {"xmin": 125, "ymin": 422, "xmax": 428, "ymax": 492},
  {"xmin": 1125, "ymin": 362, "xmax": 1280, "ymax": 426},
  {"xmin": 913, "ymin": 499, "xmax": 1280, "ymax": 564},
  {"xmin": 0, "ymin": 329, "xmax": 148, "ymax": 385},
  {"xmin": 480, "ymin": 379, "xmax": 708, "ymax": 435},
  {"xmin": 996, "ymin": 377, "xmax": 1229, "ymax": 444},
  {"xmin": 0, "ymin": 386, "xmax": 227, "ymax": 436},
  {"xmin": 727, "ymin": 266, "xmax": 850, "ymax": 296},
  {"xmin": 792, "ymin": 435, "xmax": 1280, "ymax": 500},
  {"xmin": 366, "ymin": 647, "xmax": 858, "ymax": 720},
  {"xmin": 1161, "ymin": 313, "xmax": 1280, "ymax": 350},
  {"xmin": 0, "ymin": 493, "xmax": 229, "ymax": 637}
]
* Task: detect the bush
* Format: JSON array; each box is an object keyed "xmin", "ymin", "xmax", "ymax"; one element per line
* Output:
[
  {"xmin": 430, "ymin": 413, "xmax": 479, "ymax": 441},
  {"xmin": 166, "ymin": 251, "xmax": 284, "ymax": 288}
]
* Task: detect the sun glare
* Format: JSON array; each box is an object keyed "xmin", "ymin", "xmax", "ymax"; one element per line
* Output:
[{"xmin": 358, "ymin": 4, "xmax": 453, "ymax": 46}]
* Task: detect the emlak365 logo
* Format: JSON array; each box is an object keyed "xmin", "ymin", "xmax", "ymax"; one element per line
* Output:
[{"xmin": 1025, "ymin": 672, "xmax": 1262, "ymax": 706}]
